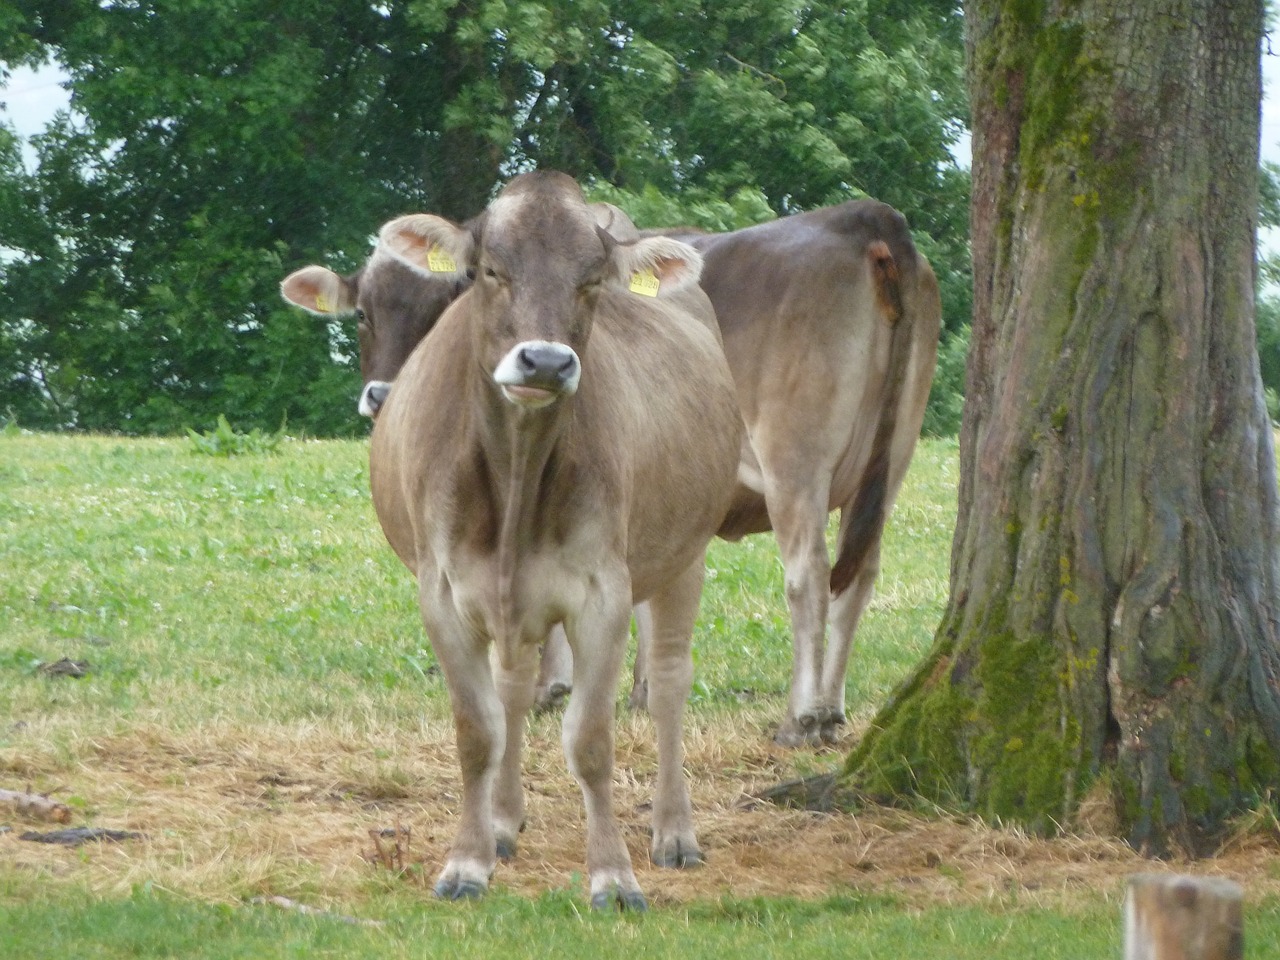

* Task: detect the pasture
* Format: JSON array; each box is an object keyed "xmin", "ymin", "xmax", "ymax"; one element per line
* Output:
[{"xmin": 2, "ymin": 430, "xmax": 1279, "ymax": 957}]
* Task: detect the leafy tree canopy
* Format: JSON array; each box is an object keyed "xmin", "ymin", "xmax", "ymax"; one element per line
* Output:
[{"xmin": 0, "ymin": 0, "xmax": 969, "ymax": 435}]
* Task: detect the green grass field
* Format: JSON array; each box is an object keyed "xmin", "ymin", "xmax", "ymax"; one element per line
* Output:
[{"xmin": 2, "ymin": 429, "xmax": 1277, "ymax": 958}]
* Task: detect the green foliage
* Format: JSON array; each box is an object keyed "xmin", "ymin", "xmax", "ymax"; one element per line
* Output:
[
  {"xmin": 1262, "ymin": 162, "xmax": 1280, "ymax": 230},
  {"xmin": 185, "ymin": 414, "xmax": 286, "ymax": 457},
  {"xmin": 0, "ymin": 0, "xmax": 970, "ymax": 436},
  {"xmin": 586, "ymin": 181, "xmax": 777, "ymax": 233},
  {"xmin": 922, "ymin": 326, "xmax": 969, "ymax": 438}
]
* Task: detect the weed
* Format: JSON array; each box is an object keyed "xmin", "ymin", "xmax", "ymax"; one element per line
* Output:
[{"xmin": 185, "ymin": 414, "xmax": 287, "ymax": 456}]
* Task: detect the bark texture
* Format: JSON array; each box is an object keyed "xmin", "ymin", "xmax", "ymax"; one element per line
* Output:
[{"xmin": 845, "ymin": 0, "xmax": 1280, "ymax": 856}]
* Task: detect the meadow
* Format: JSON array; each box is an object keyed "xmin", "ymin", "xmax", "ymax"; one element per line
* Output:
[{"xmin": 2, "ymin": 429, "xmax": 1278, "ymax": 958}]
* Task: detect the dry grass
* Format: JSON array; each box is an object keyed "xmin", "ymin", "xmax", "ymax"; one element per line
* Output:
[{"xmin": 5, "ymin": 708, "xmax": 1278, "ymax": 914}]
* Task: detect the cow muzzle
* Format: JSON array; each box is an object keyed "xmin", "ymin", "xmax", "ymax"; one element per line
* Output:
[
  {"xmin": 493, "ymin": 340, "xmax": 581, "ymax": 409},
  {"xmin": 359, "ymin": 380, "xmax": 392, "ymax": 418}
]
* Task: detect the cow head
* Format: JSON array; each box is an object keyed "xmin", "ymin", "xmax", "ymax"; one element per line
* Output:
[
  {"xmin": 378, "ymin": 172, "xmax": 704, "ymax": 412},
  {"xmin": 280, "ymin": 251, "xmax": 463, "ymax": 418}
]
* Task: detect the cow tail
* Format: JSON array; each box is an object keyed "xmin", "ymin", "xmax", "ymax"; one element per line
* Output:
[{"xmin": 829, "ymin": 239, "xmax": 912, "ymax": 596}]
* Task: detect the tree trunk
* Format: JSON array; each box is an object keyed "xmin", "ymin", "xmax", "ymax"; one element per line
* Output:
[{"xmin": 845, "ymin": 0, "xmax": 1280, "ymax": 856}]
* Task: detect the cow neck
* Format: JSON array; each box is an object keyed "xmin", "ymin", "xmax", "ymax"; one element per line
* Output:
[{"xmin": 475, "ymin": 372, "xmax": 573, "ymax": 646}]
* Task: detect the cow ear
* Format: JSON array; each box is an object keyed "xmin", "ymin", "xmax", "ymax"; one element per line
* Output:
[
  {"xmin": 609, "ymin": 236, "xmax": 704, "ymax": 299},
  {"xmin": 588, "ymin": 202, "xmax": 640, "ymax": 242},
  {"xmin": 378, "ymin": 214, "xmax": 473, "ymax": 280},
  {"xmin": 280, "ymin": 266, "xmax": 357, "ymax": 315}
]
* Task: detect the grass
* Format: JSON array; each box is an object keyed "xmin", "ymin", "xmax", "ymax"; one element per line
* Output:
[
  {"xmin": 0, "ymin": 879, "xmax": 1135, "ymax": 960},
  {"xmin": 0, "ymin": 431, "xmax": 953, "ymax": 737},
  {"xmin": 2, "ymin": 430, "xmax": 1278, "ymax": 957}
]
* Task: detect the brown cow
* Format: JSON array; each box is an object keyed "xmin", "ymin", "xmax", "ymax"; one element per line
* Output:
[
  {"xmin": 283, "ymin": 199, "xmax": 940, "ymax": 747},
  {"xmin": 368, "ymin": 171, "xmax": 741, "ymax": 908},
  {"xmin": 637, "ymin": 205, "xmax": 941, "ymax": 745}
]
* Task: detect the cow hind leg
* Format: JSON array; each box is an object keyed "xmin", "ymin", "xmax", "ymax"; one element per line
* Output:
[
  {"xmin": 764, "ymin": 484, "xmax": 835, "ymax": 748},
  {"xmin": 533, "ymin": 624, "xmax": 573, "ymax": 713},
  {"xmin": 562, "ymin": 581, "xmax": 647, "ymax": 910},
  {"xmin": 627, "ymin": 601, "xmax": 653, "ymax": 713},
  {"xmin": 643, "ymin": 560, "xmax": 704, "ymax": 869},
  {"xmin": 819, "ymin": 539, "xmax": 881, "ymax": 744}
]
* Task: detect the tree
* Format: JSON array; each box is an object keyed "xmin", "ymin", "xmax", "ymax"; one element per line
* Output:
[
  {"xmin": 844, "ymin": 0, "xmax": 1280, "ymax": 856},
  {"xmin": 0, "ymin": 0, "xmax": 970, "ymax": 435}
]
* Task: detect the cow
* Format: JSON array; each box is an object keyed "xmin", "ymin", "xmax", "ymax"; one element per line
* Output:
[
  {"xmin": 635, "ymin": 205, "xmax": 941, "ymax": 746},
  {"xmin": 283, "ymin": 198, "xmax": 941, "ymax": 747},
  {"xmin": 366, "ymin": 171, "xmax": 742, "ymax": 909}
]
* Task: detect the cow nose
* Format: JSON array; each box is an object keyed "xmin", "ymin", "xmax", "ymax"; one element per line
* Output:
[
  {"xmin": 493, "ymin": 339, "xmax": 582, "ymax": 407},
  {"xmin": 517, "ymin": 343, "xmax": 577, "ymax": 381},
  {"xmin": 359, "ymin": 380, "xmax": 392, "ymax": 418}
]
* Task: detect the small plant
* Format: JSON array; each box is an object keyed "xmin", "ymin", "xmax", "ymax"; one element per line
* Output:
[{"xmin": 185, "ymin": 414, "xmax": 286, "ymax": 457}]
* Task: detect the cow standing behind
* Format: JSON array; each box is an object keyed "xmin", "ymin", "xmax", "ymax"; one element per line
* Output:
[
  {"xmin": 367, "ymin": 172, "xmax": 741, "ymax": 908},
  {"xmin": 643, "ymin": 206, "xmax": 941, "ymax": 745},
  {"xmin": 283, "ymin": 197, "xmax": 940, "ymax": 747}
]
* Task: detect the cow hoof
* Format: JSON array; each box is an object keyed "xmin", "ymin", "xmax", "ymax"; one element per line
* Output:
[
  {"xmin": 590, "ymin": 886, "xmax": 648, "ymax": 912},
  {"xmin": 434, "ymin": 878, "xmax": 487, "ymax": 901},
  {"xmin": 496, "ymin": 836, "xmax": 518, "ymax": 861},
  {"xmin": 773, "ymin": 717, "xmax": 822, "ymax": 748},
  {"xmin": 627, "ymin": 680, "xmax": 649, "ymax": 714},
  {"xmin": 533, "ymin": 682, "xmax": 571, "ymax": 715},
  {"xmin": 651, "ymin": 839, "xmax": 704, "ymax": 869},
  {"xmin": 819, "ymin": 713, "xmax": 848, "ymax": 745}
]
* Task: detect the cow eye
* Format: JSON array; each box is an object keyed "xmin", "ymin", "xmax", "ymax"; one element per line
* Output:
[
  {"xmin": 355, "ymin": 308, "xmax": 368, "ymax": 325},
  {"xmin": 484, "ymin": 266, "xmax": 499, "ymax": 280}
]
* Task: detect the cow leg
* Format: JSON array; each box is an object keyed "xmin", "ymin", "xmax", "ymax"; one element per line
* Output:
[
  {"xmin": 764, "ymin": 483, "xmax": 835, "ymax": 747},
  {"xmin": 422, "ymin": 599, "xmax": 503, "ymax": 900},
  {"xmin": 562, "ymin": 575, "xmax": 646, "ymax": 911},
  {"xmin": 819, "ymin": 536, "xmax": 882, "ymax": 744},
  {"xmin": 627, "ymin": 601, "xmax": 653, "ymax": 713},
  {"xmin": 644, "ymin": 558, "xmax": 703, "ymax": 868},
  {"xmin": 533, "ymin": 624, "xmax": 573, "ymax": 713},
  {"xmin": 491, "ymin": 641, "xmax": 540, "ymax": 860}
]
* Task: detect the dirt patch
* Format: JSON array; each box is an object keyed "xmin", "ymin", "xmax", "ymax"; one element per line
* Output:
[{"xmin": 4, "ymin": 712, "xmax": 1278, "ymax": 911}]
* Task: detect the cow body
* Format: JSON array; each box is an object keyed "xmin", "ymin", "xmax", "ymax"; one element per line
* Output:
[{"xmin": 368, "ymin": 172, "xmax": 741, "ymax": 908}]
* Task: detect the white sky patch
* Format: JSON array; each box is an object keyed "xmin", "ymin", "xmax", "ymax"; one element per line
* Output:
[{"xmin": 2, "ymin": 62, "xmax": 72, "ymax": 171}]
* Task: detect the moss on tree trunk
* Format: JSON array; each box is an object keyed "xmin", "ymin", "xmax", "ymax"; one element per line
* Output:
[{"xmin": 844, "ymin": 0, "xmax": 1280, "ymax": 856}]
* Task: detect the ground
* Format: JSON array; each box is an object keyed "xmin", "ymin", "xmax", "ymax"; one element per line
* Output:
[{"xmin": 4, "ymin": 709, "xmax": 1278, "ymax": 914}]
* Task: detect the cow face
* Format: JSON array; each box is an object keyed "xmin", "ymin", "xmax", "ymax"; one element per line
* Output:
[
  {"xmin": 280, "ymin": 253, "xmax": 463, "ymax": 418},
  {"xmin": 379, "ymin": 172, "xmax": 705, "ymax": 412}
]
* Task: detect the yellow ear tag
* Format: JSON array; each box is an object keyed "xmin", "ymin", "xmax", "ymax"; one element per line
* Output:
[
  {"xmin": 314, "ymin": 292, "xmax": 332, "ymax": 312},
  {"xmin": 629, "ymin": 268, "xmax": 660, "ymax": 297},
  {"xmin": 427, "ymin": 245, "xmax": 458, "ymax": 273}
]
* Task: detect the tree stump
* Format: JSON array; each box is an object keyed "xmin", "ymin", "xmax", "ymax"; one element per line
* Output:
[{"xmin": 1124, "ymin": 874, "xmax": 1243, "ymax": 960}]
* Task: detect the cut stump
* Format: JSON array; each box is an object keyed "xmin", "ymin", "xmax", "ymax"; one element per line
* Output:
[{"xmin": 1124, "ymin": 874, "xmax": 1244, "ymax": 960}]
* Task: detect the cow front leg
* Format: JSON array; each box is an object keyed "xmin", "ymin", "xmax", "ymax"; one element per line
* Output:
[
  {"xmin": 562, "ymin": 581, "xmax": 646, "ymax": 910},
  {"xmin": 424, "ymin": 607, "xmax": 504, "ymax": 900},
  {"xmin": 492, "ymin": 640, "xmax": 540, "ymax": 859},
  {"xmin": 643, "ymin": 559, "xmax": 703, "ymax": 868}
]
